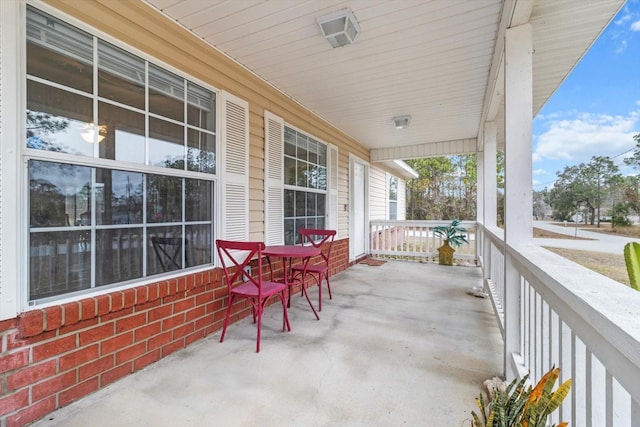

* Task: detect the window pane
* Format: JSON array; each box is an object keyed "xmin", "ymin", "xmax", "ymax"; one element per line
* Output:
[
  {"xmin": 30, "ymin": 161, "xmax": 91, "ymax": 228},
  {"xmin": 295, "ymin": 190, "xmax": 306, "ymax": 216},
  {"xmin": 149, "ymin": 64, "xmax": 184, "ymax": 122},
  {"xmin": 389, "ymin": 201, "xmax": 398, "ymax": 220},
  {"xmin": 30, "ymin": 231, "xmax": 91, "ymax": 299},
  {"xmin": 27, "ymin": 6, "xmax": 93, "ymax": 93},
  {"xmin": 317, "ymin": 143, "xmax": 327, "ymax": 167},
  {"xmin": 284, "ymin": 219, "xmax": 295, "ymax": 245},
  {"xmin": 98, "ymin": 41, "xmax": 145, "ymax": 110},
  {"xmin": 185, "ymin": 179, "xmax": 212, "ymax": 221},
  {"xmin": 149, "ymin": 118, "xmax": 185, "ymax": 169},
  {"xmin": 98, "ymin": 102, "xmax": 145, "ymax": 164},
  {"xmin": 96, "ymin": 228, "xmax": 143, "ymax": 286},
  {"xmin": 284, "ymin": 128, "xmax": 296, "ymax": 156},
  {"xmin": 308, "ymin": 140, "xmax": 318, "ymax": 165},
  {"xmin": 27, "ymin": 81, "xmax": 93, "ymax": 156},
  {"xmin": 297, "ymin": 162, "xmax": 309, "ymax": 187},
  {"xmin": 389, "ymin": 176, "xmax": 398, "ymax": 200},
  {"xmin": 317, "ymin": 193, "xmax": 326, "ymax": 215},
  {"xmin": 317, "ymin": 166, "xmax": 327, "ymax": 190},
  {"xmin": 96, "ymin": 169, "xmax": 143, "ymax": 225},
  {"xmin": 187, "ymin": 82, "xmax": 215, "ymax": 131},
  {"xmin": 306, "ymin": 192, "xmax": 316, "ymax": 216},
  {"xmin": 146, "ymin": 175, "xmax": 182, "ymax": 223},
  {"xmin": 284, "ymin": 157, "xmax": 297, "ymax": 185},
  {"xmin": 297, "ymin": 134, "xmax": 308, "ymax": 161},
  {"xmin": 148, "ymin": 226, "xmax": 184, "ymax": 274},
  {"xmin": 187, "ymin": 129, "xmax": 215, "ymax": 173},
  {"xmin": 284, "ymin": 190, "xmax": 295, "ymax": 217},
  {"xmin": 185, "ymin": 224, "xmax": 212, "ymax": 266}
]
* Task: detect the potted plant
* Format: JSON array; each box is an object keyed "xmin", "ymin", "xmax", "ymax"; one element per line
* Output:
[
  {"xmin": 432, "ymin": 219, "xmax": 469, "ymax": 265},
  {"xmin": 471, "ymin": 367, "xmax": 571, "ymax": 427}
]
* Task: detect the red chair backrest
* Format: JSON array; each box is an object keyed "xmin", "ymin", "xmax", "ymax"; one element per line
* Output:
[
  {"xmin": 299, "ymin": 229, "xmax": 336, "ymax": 264},
  {"xmin": 216, "ymin": 240, "xmax": 264, "ymax": 293}
]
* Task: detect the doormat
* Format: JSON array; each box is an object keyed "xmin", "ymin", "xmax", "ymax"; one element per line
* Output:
[{"xmin": 359, "ymin": 258, "xmax": 386, "ymax": 266}]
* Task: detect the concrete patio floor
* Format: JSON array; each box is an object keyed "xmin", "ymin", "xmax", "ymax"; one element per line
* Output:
[{"xmin": 31, "ymin": 260, "xmax": 503, "ymax": 427}]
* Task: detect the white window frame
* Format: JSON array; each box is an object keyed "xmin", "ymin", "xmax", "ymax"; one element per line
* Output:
[
  {"xmin": 4, "ymin": 2, "xmax": 228, "ymax": 313},
  {"xmin": 388, "ymin": 174, "xmax": 399, "ymax": 220},
  {"xmin": 264, "ymin": 112, "xmax": 337, "ymax": 246}
]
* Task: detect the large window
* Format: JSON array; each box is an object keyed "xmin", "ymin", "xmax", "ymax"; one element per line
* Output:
[
  {"xmin": 26, "ymin": 6, "xmax": 216, "ymax": 302},
  {"xmin": 389, "ymin": 175, "xmax": 398, "ymax": 220},
  {"xmin": 283, "ymin": 127, "xmax": 327, "ymax": 244}
]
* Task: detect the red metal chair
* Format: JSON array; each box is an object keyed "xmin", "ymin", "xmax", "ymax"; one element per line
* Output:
[
  {"xmin": 216, "ymin": 240, "xmax": 290, "ymax": 353},
  {"xmin": 291, "ymin": 229, "xmax": 336, "ymax": 312}
]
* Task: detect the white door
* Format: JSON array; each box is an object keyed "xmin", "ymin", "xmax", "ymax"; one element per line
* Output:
[{"xmin": 350, "ymin": 158, "xmax": 368, "ymax": 259}]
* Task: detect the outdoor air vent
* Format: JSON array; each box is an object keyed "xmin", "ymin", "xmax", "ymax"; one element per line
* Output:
[{"xmin": 317, "ymin": 9, "xmax": 360, "ymax": 48}]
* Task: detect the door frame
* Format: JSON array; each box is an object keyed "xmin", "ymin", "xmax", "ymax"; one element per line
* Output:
[{"xmin": 349, "ymin": 154, "xmax": 369, "ymax": 262}]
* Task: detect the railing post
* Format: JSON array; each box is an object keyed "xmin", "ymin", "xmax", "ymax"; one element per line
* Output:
[
  {"xmin": 483, "ymin": 229, "xmax": 492, "ymax": 293},
  {"xmin": 504, "ymin": 252, "xmax": 522, "ymax": 381}
]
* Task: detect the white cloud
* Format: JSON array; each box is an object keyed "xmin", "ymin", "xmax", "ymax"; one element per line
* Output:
[
  {"xmin": 533, "ymin": 169, "xmax": 548, "ymax": 175},
  {"xmin": 632, "ymin": 20, "xmax": 640, "ymax": 31},
  {"xmin": 616, "ymin": 39, "xmax": 628, "ymax": 54},
  {"xmin": 534, "ymin": 110, "xmax": 640, "ymax": 164}
]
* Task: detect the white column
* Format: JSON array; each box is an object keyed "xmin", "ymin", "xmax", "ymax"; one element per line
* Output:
[
  {"xmin": 484, "ymin": 122, "xmax": 498, "ymax": 228},
  {"xmin": 503, "ymin": 22, "xmax": 533, "ymax": 380},
  {"xmin": 504, "ymin": 24, "xmax": 533, "ymax": 244},
  {"xmin": 476, "ymin": 134, "xmax": 484, "ymax": 263},
  {"xmin": 0, "ymin": 0, "xmax": 23, "ymax": 320},
  {"xmin": 482, "ymin": 122, "xmax": 498, "ymax": 293}
]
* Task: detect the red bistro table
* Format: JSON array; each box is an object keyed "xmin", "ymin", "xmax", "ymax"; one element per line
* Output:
[{"xmin": 263, "ymin": 245, "xmax": 321, "ymax": 320}]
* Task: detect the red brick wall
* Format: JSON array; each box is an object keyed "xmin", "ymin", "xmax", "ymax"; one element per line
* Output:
[{"xmin": 0, "ymin": 237, "xmax": 350, "ymax": 427}]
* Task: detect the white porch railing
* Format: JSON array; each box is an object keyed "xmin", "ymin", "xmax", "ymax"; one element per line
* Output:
[
  {"xmin": 369, "ymin": 220, "xmax": 476, "ymax": 264},
  {"xmin": 477, "ymin": 223, "xmax": 640, "ymax": 427}
]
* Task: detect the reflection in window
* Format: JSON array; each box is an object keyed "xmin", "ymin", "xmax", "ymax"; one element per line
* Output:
[
  {"xmin": 149, "ymin": 118, "xmax": 185, "ymax": 169},
  {"xmin": 96, "ymin": 169, "xmax": 143, "ymax": 225},
  {"xmin": 29, "ymin": 161, "xmax": 91, "ymax": 228},
  {"xmin": 99, "ymin": 102, "xmax": 145, "ymax": 164},
  {"xmin": 187, "ymin": 129, "xmax": 215, "ymax": 173},
  {"xmin": 98, "ymin": 40, "xmax": 145, "ymax": 109},
  {"xmin": 27, "ymin": 81, "xmax": 94, "ymax": 157}
]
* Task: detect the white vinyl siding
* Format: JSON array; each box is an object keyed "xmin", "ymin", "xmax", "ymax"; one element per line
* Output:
[{"xmin": 368, "ymin": 167, "xmax": 387, "ymax": 221}]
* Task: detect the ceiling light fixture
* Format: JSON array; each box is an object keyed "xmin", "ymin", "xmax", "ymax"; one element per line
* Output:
[
  {"xmin": 317, "ymin": 9, "xmax": 360, "ymax": 48},
  {"xmin": 81, "ymin": 123, "xmax": 107, "ymax": 143},
  {"xmin": 393, "ymin": 115, "xmax": 411, "ymax": 129}
]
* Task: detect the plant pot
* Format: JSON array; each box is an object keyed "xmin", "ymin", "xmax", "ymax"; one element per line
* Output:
[{"xmin": 437, "ymin": 241, "xmax": 455, "ymax": 266}]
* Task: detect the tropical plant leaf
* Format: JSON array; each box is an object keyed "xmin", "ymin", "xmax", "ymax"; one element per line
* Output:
[
  {"xmin": 624, "ymin": 241, "xmax": 640, "ymax": 291},
  {"xmin": 544, "ymin": 379, "xmax": 572, "ymax": 415}
]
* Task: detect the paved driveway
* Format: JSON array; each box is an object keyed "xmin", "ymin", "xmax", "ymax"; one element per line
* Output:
[{"xmin": 533, "ymin": 221, "xmax": 636, "ymax": 254}]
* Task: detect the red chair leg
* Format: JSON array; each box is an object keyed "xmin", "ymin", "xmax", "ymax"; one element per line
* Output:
[
  {"xmin": 280, "ymin": 292, "xmax": 291, "ymax": 332},
  {"xmin": 256, "ymin": 308, "xmax": 262, "ymax": 353},
  {"xmin": 220, "ymin": 294, "xmax": 235, "ymax": 343}
]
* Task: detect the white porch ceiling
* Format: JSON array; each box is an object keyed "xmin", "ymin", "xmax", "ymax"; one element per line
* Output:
[{"xmin": 145, "ymin": 0, "xmax": 624, "ymax": 159}]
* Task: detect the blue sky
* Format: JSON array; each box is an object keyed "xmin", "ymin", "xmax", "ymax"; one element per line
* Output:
[{"xmin": 532, "ymin": 0, "xmax": 640, "ymax": 190}]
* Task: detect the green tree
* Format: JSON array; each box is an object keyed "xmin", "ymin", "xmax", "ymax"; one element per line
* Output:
[
  {"xmin": 549, "ymin": 156, "xmax": 621, "ymax": 225},
  {"xmin": 584, "ymin": 156, "xmax": 621, "ymax": 227},
  {"xmin": 405, "ymin": 155, "xmax": 477, "ymax": 220},
  {"xmin": 623, "ymin": 133, "xmax": 640, "ymax": 170}
]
